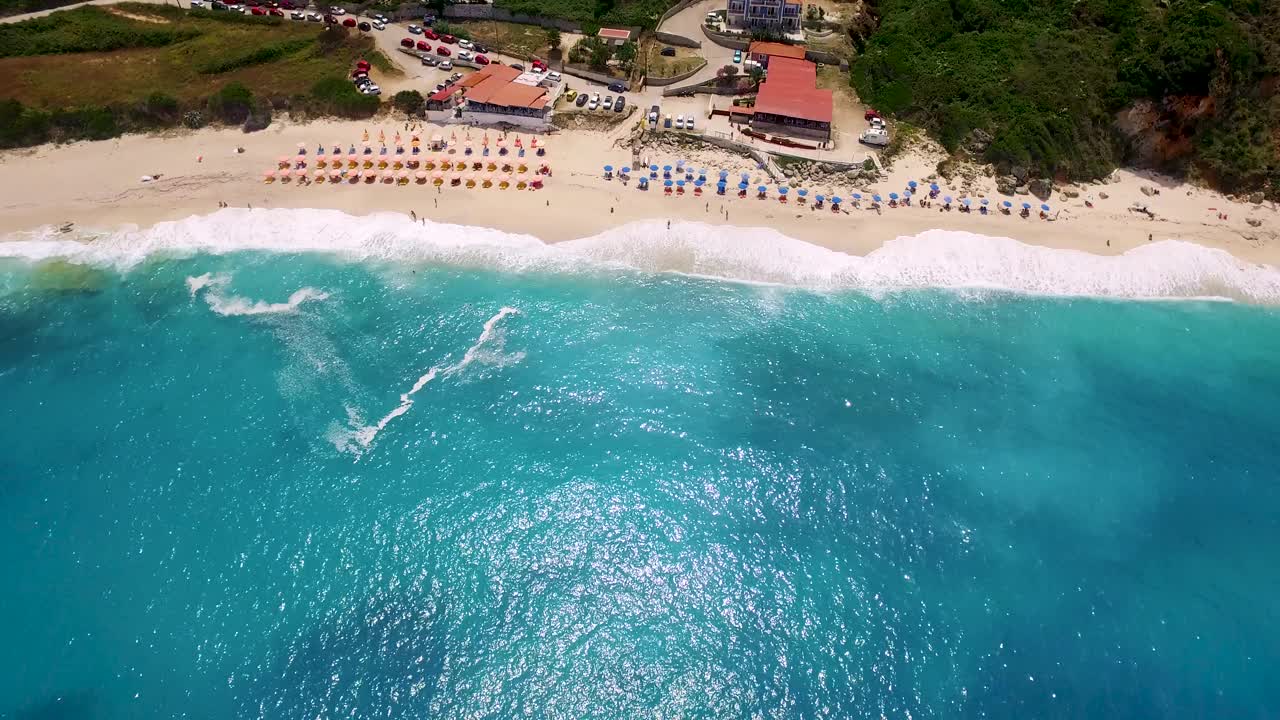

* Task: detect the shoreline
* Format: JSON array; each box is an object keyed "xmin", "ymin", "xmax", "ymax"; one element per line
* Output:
[{"xmin": 2, "ymin": 118, "xmax": 1279, "ymax": 297}]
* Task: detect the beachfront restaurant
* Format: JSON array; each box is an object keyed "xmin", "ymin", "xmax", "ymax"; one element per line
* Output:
[
  {"xmin": 459, "ymin": 64, "xmax": 553, "ymax": 121},
  {"xmin": 749, "ymin": 56, "xmax": 832, "ymax": 142}
]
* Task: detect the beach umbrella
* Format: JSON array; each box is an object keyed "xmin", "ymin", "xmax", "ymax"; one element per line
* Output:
[
  {"xmin": 663, "ymin": 164, "xmax": 673, "ymax": 175},
  {"xmin": 778, "ymin": 186, "xmax": 789, "ymax": 195},
  {"xmin": 853, "ymin": 193, "xmax": 862, "ymax": 200},
  {"xmin": 930, "ymin": 183, "xmax": 940, "ymax": 191},
  {"xmin": 415, "ymin": 171, "xmax": 427, "ymax": 181},
  {"xmin": 831, "ymin": 196, "xmax": 843, "ymax": 205},
  {"xmin": 717, "ymin": 180, "xmax": 728, "ymax": 188},
  {"xmin": 873, "ymin": 194, "xmax": 882, "ymax": 203},
  {"xmin": 676, "ymin": 180, "xmax": 685, "ymax": 187},
  {"xmin": 719, "ymin": 170, "xmax": 729, "ymax": 179},
  {"xmin": 1022, "ymin": 202, "xmax": 1032, "ymax": 209},
  {"xmin": 981, "ymin": 199, "xmax": 990, "ymax": 205},
  {"xmin": 797, "ymin": 189, "xmax": 808, "ymax": 197},
  {"xmin": 1041, "ymin": 204, "xmax": 1050, "ymax": 211},
  {"xmin": 263, "ymin": 169, "xmax": 276, "ymax": 179},
  {"xmin": 695, "ymin": 179, "xmax": 705, "ymax": 187},
  {"xmin": 698, "ymin": 169, "xmax": 707, "ymax": 179},
  {"xmin": 738, "ymin": 181, "xmax": 749, "ymax": 190},
  {"xmin": 664, "ymin": 179, "xmax": 673, "ymax": 187},
  {"xmin": 815, "ymin": 194, "xmax": 825, "ymax": 203},
  {"xmin": 757, "ymin": 185, "xmax": 768, "ymax": 194},
  {"xmin": 741, "ymin": 172, "xmax": 750, "ymax": 180},
  {"xmin": 908, "ymin": 180, "xmax": 918, "ymax": 189},
  {"xmin": 889, "ymin": 192, "xmax": 899, "ymax": 200},
  {"xmin": 1003, "ymin": 200, "xmax": 1012, "ymax": 208},
  {"xmin": 314, "ymin": 169, "xmax": 325, "ymax": 178},
  {"xmin": 650, "ymin": 164, "xmax": 659, "ymax": 175},
  {"xmin": 944, "ymin": 196, "xmax": 953, "ymax": 204},
  {"xmin": 620, "ymin": 166, "xmax": 630, "ymax": 174},
  {"xmin": 962, "ymin": 198, "xmax": 971, "ymax": 206}
]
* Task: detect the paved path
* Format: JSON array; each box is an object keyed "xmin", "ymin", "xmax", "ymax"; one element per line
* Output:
[{"xmin": 656, "ymin": 0, "xmax": 736, "ymax": 87}]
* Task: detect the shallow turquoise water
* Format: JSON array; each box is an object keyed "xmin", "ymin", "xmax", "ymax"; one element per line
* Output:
[{"xmin": 2, "ymin": 251, "xmax": 1279, "ymax": 719}]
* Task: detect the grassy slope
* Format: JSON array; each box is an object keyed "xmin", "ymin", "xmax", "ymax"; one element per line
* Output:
[
  {"xmin": 0, "ymin": 4, "xmax": 385, "ymax": 108},
  {"xmin": 493, "ymin": 0, "xmax": 674, "ymax": 29},
  {"xmin": 852, "ymin": 0, "xmax": 1279, "ymax": 194}
]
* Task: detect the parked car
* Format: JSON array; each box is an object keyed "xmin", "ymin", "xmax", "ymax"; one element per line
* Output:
[
  {"xmin": 601, "ymin": 95, "xmax": 613, "ymax": 110},
  {"xmin": 268, "ymin": 8, "xmax": 283, "ymax": 16},
  {"xmin": 474, "ymin": 54, "xmax": 490, "ymax": 65},
  {"xmin": 733, "ymin": 50, "xmax": 742, "ymax": 63},
  {"xmin": 323, "ymin": 14, "xmax": 336, "ymax": 23},
  {"xmin": 458, "ymin": 39, "xmax": 473, "ymax": 50},
  {"xmin": 423, "ymin": 28, "xmax": 439, "ymax": 40},
  {"xmin": 614, "ymin": 96, "xmax": 625, "ymax": 113},
  {"xmin": 371, "ymin": 12, "xmax": 387, "ymax": 21},
  {"xmin": 416, "ymin": 40, "xmax": 429, "ymax": 51},
  {"xmin": 509, "ymin": 63, "xmax": 524, "ymax": 71},
  {"xmin": 436, "ymin": 45, "xmax": 451, "ymax": 56},
  {"xmin": 685, "ymin": 114, "xmax": 695, "ymax": 129},
  {"xmin": 306, "ymin": 11, "xmax": 321, "ymax": 20},
  {"xmin": 279, "ymin": 0, "xmax": 294, "ymax": 7},
  {"xmin": 546, "ymin": 71, "xmax": 562, "ymax": 83},
  {"xmin": 864, "ymin": 108, "xmax": 881, "ymax": 120},
  {"xmin": 360, "ymin": 84, "xmax": 380, "ymax": 95},
  {"xmin": 355, "ymin": 59, "xmax": 370, "ymax": 72},
  {"xmin": 250, "ymin": 6, "xmax": 266, "ymax": 15},
  {"xmin": 371, "ymin": 20, "xmax": 384, "ymax": 30},
  {"xmin": 357, "ymin": 20, "xmax": 370, "ymax": 30},
  {"xmin": 664, "ymin": 114, "xmax": 672, "ymax": 128},
  {"xmin": 421, "ymin": 54, "xmax": 438, "ymax": 66},
  {"xmin": 341, "ymin": 17, "xmax": 356, "ymax": 26},
  {"xmin": 607, "ymin": 81, "xmax": 625, "ymax": 93},
  {"xmin": 648, "ymin": 104, "xmax": 659, "ymax": 124},
  {"xmin": 472, "ymin": 43, "xmax": 488, "ymax": 54},
  {"xmin": 575, "ymin": 92, "xmax": 589, "ymax": 107},
  {"xmin": 330, "ymin": 6, "xmax": 344, "ymax": 14},
  {"xmin": 531, "ymin": 59, "xmax": 547, "ymax": 71},
  {"xmin": 565, "ymin": 89, "xmax": 577, "ymax": 100},
  {"xmin": 440, "ymin": 33, "xmax": 457, "ymax": 44},
  {"xmin": 438, "ymin": 60, "xmax": 453, "ymax": 70},
  {"xmin": 435, "ymin": 83, "xmax": 447, "ymax": 92},
  {"xmin": 588, "ymin": 92, "xmax": 599, "ymax": 110},
  {"xmin": 290, "ymin": 10, "xmax": 304, "ymax": 19},
  {"xmin": 675, "ymin": 114, "xmax": 685, "ymax": 129},
  {"xmin": 190, "ymin": 0, "xmax": 203, "ymax": 7},
  {"xmin": 660, "ymin": 46, "xmax": 675, "ymax": 56},
  {"xmin": 401, "ymin": 37, "xmax": 415, "ymax": 48},
  {"xmin": 210, "ymin": 2, "xmax": 227, "ymax": 10},
  {"xmin": 458, "ymin": 50, "xmax": 473, "ymax": 61}
]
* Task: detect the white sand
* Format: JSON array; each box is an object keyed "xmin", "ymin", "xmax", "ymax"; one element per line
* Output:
[{"xmin": 1, "ymin": 117, "xmax": 1277, "ymax": 267}]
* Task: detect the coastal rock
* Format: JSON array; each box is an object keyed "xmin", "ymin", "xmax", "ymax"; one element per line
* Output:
[
  {"xmin": 1249, "ymin": 192, "xmax": 1265, "ymax": 204},
  {"xmin": 964, "ymin": 128, "xmax": 993, "ymax": 154},
  {"xmin": 1247, "ymin": 218, "xmax": 1263, "ymax": 227},
  {"xmin": 1140, "ymin": 185, "xmax": 1157, "ymax": 197},
  {"xmin": 1099, "ymin": 192, "xmax": 1110, "ymax": 200},
  {"xmin": 1015, "ymin": 184, "xmax": 1030, "ymax": 195},
  {"xmin": 1011, "ymin": 165, "xmax": 1029, "ymax": 183},
  {"xmin": 1062, "ymin": 188, "xmax": 1080, "ymax": 199},
  {"xmin": 1028, "ymin": 178, "xmax": 1052, "ymax": 200},
  {"xmin": 996, "ymin": 175, "xmax": 1017, "ymax": 195}
]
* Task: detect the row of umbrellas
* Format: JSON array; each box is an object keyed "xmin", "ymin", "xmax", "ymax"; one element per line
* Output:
[{"xmin": 263, "ymin": 169, "xmax": 544, "ymax": 188}]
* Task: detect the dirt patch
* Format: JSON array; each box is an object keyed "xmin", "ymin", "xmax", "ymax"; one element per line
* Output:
[{"xmin": 103, "ymin": 7, "xmax": 171, "ymax": 24}]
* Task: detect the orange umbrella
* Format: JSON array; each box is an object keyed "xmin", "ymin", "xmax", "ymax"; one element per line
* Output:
[
  {"xmin": 263, "ymin": 169, "xmax": 276, "ymax": 181},
  {"xmin": 415, "ymin": 170, "xmax": 428, "ymax": 183}
]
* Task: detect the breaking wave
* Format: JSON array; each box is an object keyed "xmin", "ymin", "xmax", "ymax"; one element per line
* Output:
[
  {"xmin": 185, "ymin": 271, "xmax": 329, "ymax": 316},
  {"xmin": 4, "ymin": 208, "xmax": 1280, "ymax": 303}
]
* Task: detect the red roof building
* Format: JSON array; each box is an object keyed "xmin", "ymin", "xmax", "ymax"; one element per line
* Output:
[
  {"xmin": 748, "ymin": 41, "xmax": 806, "ymax": 65},
  {"xmin": 750, "ymin": 56, "xmax": 833, "ymax": 141}
]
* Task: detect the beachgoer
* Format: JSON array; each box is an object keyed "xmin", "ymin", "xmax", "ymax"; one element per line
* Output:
[
  {"xmin": 411, "ymin": 211, "xmax": 417, "ymax": 222},
  {"xmin": 666, "ymin": 220, "xmax": 670, "ymax": 229},
  {"xmin": 1148, "ymin": 233, "xmax": 1152, "ymax": 242}
]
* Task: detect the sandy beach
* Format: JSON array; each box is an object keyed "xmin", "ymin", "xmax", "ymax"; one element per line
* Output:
[{"xmin": 1, "ymin": 117, "xmax": 1277, "ymax": 267}]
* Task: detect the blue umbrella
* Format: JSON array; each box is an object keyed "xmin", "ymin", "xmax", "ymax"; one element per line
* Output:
[
  {"xmin": 664, "ymin": 179, "xmax": 673, "ymax": 187},
  {"xmin": 677, "ymin": 180, "xmax": 686, "ymax": 187},
  {"xmin": 980, "ymin": 198, "xmax": 989, "ymax": 205},
  {"xmin": 831, "ymin": 196, "xmax": 843, "ymax": 205},
  {"xmin": 930, "ymin": 183, "xmax": 939, "ymax": 191},
  {"xmin": 719, "ymin": 170, "xmax": 729, "ymax": 179},
  {"xmin": 853, "ymin": 193, "xmax": 863, "ymax": 200},
  {"xmin": 695, "ymin": 179, "xmax": 705, "ymax": 187},
  {"xmin": 873, "ymin": 194, "xmax": 882, "ymax": 203},
  {"xmin": 778, "ymin": 186, "xmax": 789, "ymax": 195},
  {"xmin": 889, "ymin": 192, "xmax": 899, "ymax": 200},
  {"xmin": 797, "ymin": 189, "xmax": 808, "ymax": 197},
  {"xmin": 663, "ymin": 164, "xmax": 672, "ymax": 171},
  {"xmin": 738, "ymin": 181, "xmax": 749, "ymax": 190},
  {"xmin": 1022, "ymin": 202, "xmax": 1031, "ymax": 209},
  {"xmin": 944, "ymin": 196, "xmax": 953, "ymax": 204},
  {"xmin": 757, "ymin": 185, "xmax": 768, "ymax": 193},
  {"xmin": 815, "ymin": 194, "xmax": 825, "ymax": 203},
  {"xmin": 908, "ymin": 180, "xmax": 918, "ymax": 188},
  {"xmin": 1041, "ymin": 204, "xmax": 1050, "ymax": 211},
  {"xmin": 698, "ymin": 169, "xmax": 707, "ymax": 178},
  {"xmin": 604, "ymin": 165, "xmax": 613, "ymax": 172},
  {"xmin": 741, "ymin": 172, "xmax": 750, "ymax": 180},
  {"xmin": 1002, "ymin": 200, "xmax": 1012, "ymax": 208},
  {"xmin": 620, "ymin": 166, "xmax": 630, "ymax": 174},
  {"xmin": 962, "ymin": 198, "xmax": 971, "ymax": 205},
  {"xmin": 903, "ymin": 191, "xmax": 911, "ymax": 199}
]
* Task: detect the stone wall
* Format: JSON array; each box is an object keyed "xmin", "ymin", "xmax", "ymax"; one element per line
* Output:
[
  {"xmin": 561, "ymin": 64, "xmax": 628, "ymax": 89},
  {"xmin": 700, "ymin": 24, "xmax": 750, "ymax": 50},
  {"xmin": 662, "ymin": 77, "xmax": 750, "ymax": 96},
  {"xmin": 644, "ymin": 59, "xmax": 707, "ymax": 86},
  {"xmin": 653, "ymin": 30, "xmax": 701, "ymax": 48}
]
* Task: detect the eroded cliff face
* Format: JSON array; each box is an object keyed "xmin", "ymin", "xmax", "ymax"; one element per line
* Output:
[{"xmin": 1114, "ymin": 96, "xmax": 1216, "ymax": 171}]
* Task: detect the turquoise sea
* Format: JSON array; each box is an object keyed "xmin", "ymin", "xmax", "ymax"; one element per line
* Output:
[{"xmin": 2, "ymin": 213, "xmax": 1279, "ymax": 719}]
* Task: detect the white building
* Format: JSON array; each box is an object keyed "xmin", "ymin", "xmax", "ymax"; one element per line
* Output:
[{"xmin": 726, "ymin": 0, "xmax": 801, "ymax": 33}]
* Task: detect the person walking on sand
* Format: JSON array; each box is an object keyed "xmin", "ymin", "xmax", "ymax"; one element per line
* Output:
[{"xmin": 411, "ymin": 210, "xmax": 417, "ymax": 222}]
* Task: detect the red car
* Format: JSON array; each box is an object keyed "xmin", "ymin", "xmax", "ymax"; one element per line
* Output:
[
  {"xmin": 250, "ymin": 6, "xmax": 266, "ymax": 15},
  {"xmin": 355, "ymin": 59, "xmax": 370, "ymax": 71},
  {"xmin": 279, "ymin": 0, "xmax": 293, "ymax": 7},
  {"xmin": 423, "ymin": 29, "xmax": 439, "ymax": 40},
  {"xmin": 474, "ymin": 54, "xmax": 489, "ymax": 65},
  {"xmin": 268, "ymin": 7, "xmax": 283, "ymax": 15},
  {"xmin": 435, "ymin": 45, "xmax": 450, "ymax": 56},
  {"xmin": 416, "ymin": 40, "xmax": 429, "ymax": 51},
  {"xmin": 400, "ymin": 38, "xmax": 415, "ymax": 48},
  {"xmin": 864, "ymin": 108, "xmax": 881, "ymax": 121},
  {"xmin": 342, "ymin": 17, "xmax": 356, "ymax": 26},
  {"xmin": 531, "ymin": 59, "xmax": 547, "ymax": 71},
  {"xmin": 439, "ymin": 34, "xmax": 456, "ymax": 44}
]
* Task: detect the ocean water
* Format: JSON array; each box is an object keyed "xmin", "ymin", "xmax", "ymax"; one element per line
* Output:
[{"xmin": 2, "ymin": 212, "xmax": 1279, "ymax": 720}]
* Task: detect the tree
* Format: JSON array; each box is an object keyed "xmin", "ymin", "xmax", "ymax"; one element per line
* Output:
[
  {"xmin": 615, "ymin": 40, "xmax": 637, "ymax": 72},
  {"xmin": 717, "ymin": 64, "xmax": 739, "ymax": 78},
  {"xmin": 588, "ymin": 39, "xmax": 612, "ymax": 70},
  {"xmin": 748, "ymin": 65, "xmax": 764, "ymax": 86},
  {"xmin": 392, "ymin": 90, "xmax": 425, "ymax": 116},
  {"xmin": 545, "ymin": 27, "xmax": 561, "ymax": 51}
]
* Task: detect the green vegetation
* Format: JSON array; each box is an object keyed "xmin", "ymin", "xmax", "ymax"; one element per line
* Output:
[
  {"xmin": 0, "ymin": 0, "xmax": 88, "ymax": 19},
  {"xmin": 0, "ymin": 4, "xmax": 389, "ymax": 148},
  {"xmin": 494, "ymin": 0, "xmax": 675, "ymax": 30},
  {"xmin": 431, "ymin": 21, "xmax": 470, "ymax": 41},
  {"xmin": 852, "ymin": 0, "xmax": 1280, "ymax": 196},
  {"xmin": 391, "ymin": 89, "xmax": 424, "ymax": 115}
]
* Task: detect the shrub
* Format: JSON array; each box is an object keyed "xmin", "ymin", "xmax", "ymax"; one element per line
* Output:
[
  {"xmin": 198, "ymin": 37, "xmax": 311, "ymax": 74},
  {"xmin": 0, "ymin": 6, "xmax": 201, "ymax": 57},
  {"xmin": 209, "ymin": 81, "xmax": 254, "ymax": 124},
  {"xmin": 309, "ymin": 76, "xmax": 379, "ymax": 118},
  {"xmin": 392, "ymin": 89, "xmax": 424, "ymax": 116}
]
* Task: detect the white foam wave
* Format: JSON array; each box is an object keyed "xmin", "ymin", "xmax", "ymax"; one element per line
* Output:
[
  {"xmin": 204, "ymin": 286, "xmax": 330, "ymax": 317},
  {"xmin": 5, "ymin": 209, "xmax": 1280, "ymax": 303},
  {"xmin": 332, "ymin": 307, "xmax": 522, "ymax": 457}
]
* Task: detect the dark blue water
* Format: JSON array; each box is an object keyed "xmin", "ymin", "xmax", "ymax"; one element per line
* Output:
[{"xmin": 2, "ymin": 251, "xmax": 1278, "ymax": 719}]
